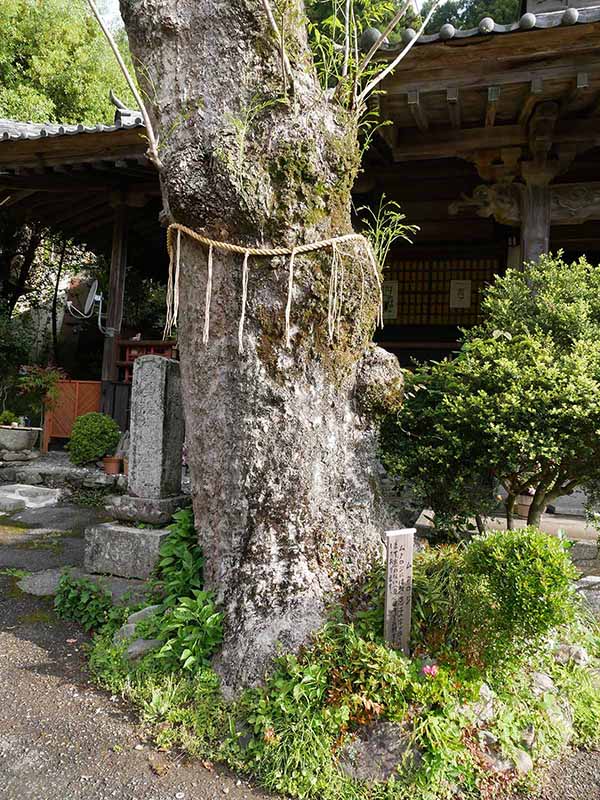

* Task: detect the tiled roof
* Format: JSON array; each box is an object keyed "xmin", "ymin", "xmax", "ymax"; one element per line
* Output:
[
  {"xmin": 390, "ymin": 4, "xmax": 600, "ymax": 48},
  {"xmin": 0, "ymin": 115, "xmax": 144, "ymax": 142}
]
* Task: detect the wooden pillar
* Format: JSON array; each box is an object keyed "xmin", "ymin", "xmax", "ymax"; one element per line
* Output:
[
  {"xmin": 519, "ymin": 180, "xmax": 551, "ymax": 266},
  {"xmin": 101, "ymin": 205, "xmax": 128, "ymax": 390}
]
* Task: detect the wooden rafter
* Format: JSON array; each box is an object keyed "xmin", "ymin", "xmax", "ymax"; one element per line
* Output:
[
  {"xmin": 486, "ymin": 87, "xmax": 501, "ymax": 128},
  {"xmin": 446, "ymin": 88, "xmax": 461, "ymax": 130},
  {"xmin": 407, "ymin": 90, "xmax": 429, "ymax": 132}
]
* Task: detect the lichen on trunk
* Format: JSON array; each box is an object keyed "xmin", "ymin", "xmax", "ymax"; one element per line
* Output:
[{"xmin": 121, "ymin": 0, "xmax": 403, "ymax": 692}]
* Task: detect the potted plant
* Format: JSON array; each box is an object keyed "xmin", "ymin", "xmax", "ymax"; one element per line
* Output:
[{"xmin": 68, "ymin": 412, "xmax": 121, "ymax": 471}]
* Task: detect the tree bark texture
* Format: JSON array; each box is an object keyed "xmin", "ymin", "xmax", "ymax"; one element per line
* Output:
[{"xmin": 121, "ymin": 0, "xmax": 403, "ymax": 692}]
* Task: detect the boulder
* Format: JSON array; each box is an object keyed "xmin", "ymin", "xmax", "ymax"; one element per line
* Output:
[
  {"xmin": 126, "ymin": 638, "xmax": 161, "ymax": 661},
  {"xmin": 337, "ymin": 721, "xmax": 421, "ymax": 783}
]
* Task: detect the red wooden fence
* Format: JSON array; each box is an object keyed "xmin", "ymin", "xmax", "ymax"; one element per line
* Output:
[{"xmin": 42, "ymin": 380, "xmax": 101, "ymax": 452}]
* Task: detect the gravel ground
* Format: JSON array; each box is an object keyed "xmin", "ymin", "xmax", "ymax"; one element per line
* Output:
[{"xmin": 0, "ymin": 507, "xmax": 598, "ymax": 800}]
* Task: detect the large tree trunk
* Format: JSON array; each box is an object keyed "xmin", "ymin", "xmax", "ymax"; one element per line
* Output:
[{"xmin": 121, "ymin": 0, "xmax": 402, "ymax": 692}]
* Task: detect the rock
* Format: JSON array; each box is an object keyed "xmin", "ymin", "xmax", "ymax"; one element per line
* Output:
[
  {"xmin": 15, "ymin": 471, "xmax": 42, "ymax": 484},
  {"xmin": 546, "ymin": 698, "xmax": 574, "ymax": 742},
  {"xmin": 127, "ymin": 604, "xmax": 162, "ymax": 625},
  {"xmin": 459, "ymin": 683, "xmax": 495, "ymax": 724},
  {"xmin": 337, "ymin": 721, "xmax": 421, "ymax": 783},
  {"xmin": 531, "ymin": 671, "xmax": 555, "ymax": 695},
  {"xmin": 478, "ymin": 730, "xmax": 498, "ymax": 749},
  {"xmin": 514, "ymin": 749, "xmax": 534, "ymax": 774},
  {"xmin": 1, "ymin": 452, "xmax": 31, "ymax": 462},
  {"xmin": 84, "ymin": 522, "xmax": 170, "ymax": 580},
  {"xmin": 82, "ymin": 474, "xmax": 117, "ymax": 489},
  {"xmin": 126, "ymin": 638, "xmax": 161, "ymax": 661},
  {"xmin": 576, "ymin": 575, "xmax": 600, "ymax": 617},
  {"xmin": 569, "ymin": 540, "xmax": 599, "ymax": 567},
  {"xmin": 521, "ymin": 725, "xmax": 536, "ymax": 750},
  {"xmin": 0, "ymin": 484, "xmax": 62, "ymax": 509},
  {"xmin": 113, "ymin": 623, "xmax": 137, "ymax": 644},
  {"xmin": 0, "ymin": 468, "xmax": 16, "ymax": 482},
  {"xmin": 0, "ymin": 497, "xmax": 26, "ymax": 512},
  {"xmin": 554, "ymin": 644, "xmax": 589, "ymax": 666}
]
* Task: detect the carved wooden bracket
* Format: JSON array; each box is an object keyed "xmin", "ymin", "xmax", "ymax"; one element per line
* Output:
[{"xmin": 450, "ymin": 181, "xmax": 600, "ymax": 226}]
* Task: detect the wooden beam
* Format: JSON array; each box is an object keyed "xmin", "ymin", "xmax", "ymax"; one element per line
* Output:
[
  {"xmin": 407, "ymin": 90, "xmax": 429, "ymax": 133},
  {"xmin": 446, "ymin": 88, "xmax": 461, "ymax": 130},
  {"xmin": 393, "ymin": 118, "xmax": 600, "ymax": 162},
  {"xmin": 560, "ymin": 71, "xmax": 590, "ymax": 116},
  {"xmin": 519, "ymin": 78, "xmax": 544, "ymax": 127},
  {"xmin": 486, "ymin": 87, "xmax": 501, "ymax": 128},
  {"xmin": 101, "ymin": 206, "xmax": 128, "ymax": 384}
]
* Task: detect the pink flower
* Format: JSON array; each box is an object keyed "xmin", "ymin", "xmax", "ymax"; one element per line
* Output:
[{"xmin": 421, "ymin": 664, "xmax": 439, "ymax": 678}]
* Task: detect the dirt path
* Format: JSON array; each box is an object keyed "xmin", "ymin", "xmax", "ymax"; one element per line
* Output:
[{"xmin": 0, "ymin": 573, "xmax": 272, "ymax": 800}]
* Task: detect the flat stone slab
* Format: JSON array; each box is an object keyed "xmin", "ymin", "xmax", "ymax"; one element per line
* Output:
[
  {"xmin": 17, "ymin": 567, "xmax": 150, "ymax": 605},
  {"xmin": 85, "ymin": 522, "xmax": 170, "ymax": 579},
  {"xmin": 0, "ymin": 452, "xmax": 118, "ymax": 490},
  {"xmin": 0, "ymin": 484, "xmax": 62, "ymax": 510},
  {"xmin": 105, "ymin": 493, "xmax": 190, "ymax": 526},
  {"xmin": 10, "ymin": 504, "xmax": 108, "ymax": 534}
]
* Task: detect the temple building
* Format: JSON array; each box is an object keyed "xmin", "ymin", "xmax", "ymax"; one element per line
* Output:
[{"xmin": 1, "ymin": 0, "xmax": 600, "ymax": 401}]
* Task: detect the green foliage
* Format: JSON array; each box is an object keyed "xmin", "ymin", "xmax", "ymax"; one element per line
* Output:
[
  {"xmin": 67, "ymin": 412, "xmax": 121, "ymax": 465},
  {"xmin": 54, "ymin": 572, "xmax": 126, "ymax": 632},
  {"xmin": 0, "ymin": 410, "xmax": 17, "ymax": 425},
  {"xmin": 464, "ymin": 528, "xmax": 578, "ymax": 650},
  {"xmin": 153, "ymin": 508, "xmax": 204, "ymax": 607},
  {"xmin": 18, "ymin": 364, "xmax": 65, "ymax": 424},
  {"xmin": 357, "ymin": 195, "xmax": 418, "ymax": 271},
  {"xmin": 0, "ymin": 0, "xmax": 133, "ymax": 124},
  {"xmin": 156, "ymin": 591, "xmax": 223, "ymax": 671},
  {"xmin": 421, "ymin": 0, "xmax": 520, "ymax": 33},
  {"xmin": 381, "ymin": 254, "xmax": 600, "ymax": 533}
]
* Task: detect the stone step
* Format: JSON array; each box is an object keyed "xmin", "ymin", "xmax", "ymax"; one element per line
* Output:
[
  {"xmin": 0, "ymin": 484, "xmax": 62, "ymax": 511},
  {"xmin": 17, "ymin": 566, "xmax": 150, "ymax": 605}
]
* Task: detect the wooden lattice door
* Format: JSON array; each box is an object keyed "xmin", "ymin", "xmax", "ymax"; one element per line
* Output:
[{"xmin": 42, "ymin": 380, "xmax": 101, "ymax": 452}]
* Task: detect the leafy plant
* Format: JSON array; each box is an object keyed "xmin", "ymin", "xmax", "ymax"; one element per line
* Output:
[
  {"xmin": 54, "ymin": 572, "xmax": 124, "ymax": 632},
  {"xmin": 153, "ymin": 508, "xmax": 204, "ymax": 607},
  {"xmin": 157, "ymin": 590, "xmax": 223, "ymax": 671},
  {"xmin": 0, "ymin": 410, "xmax": 17, "ymax": 425},
  {"xmin": 67, "ymin": 412, "xmax": 121, "ymax": 465}
]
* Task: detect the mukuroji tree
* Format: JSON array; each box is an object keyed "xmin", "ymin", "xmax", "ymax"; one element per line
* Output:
[{"xmin": 118, "ymin": 0, "xmax": 426, "ymax": 690}]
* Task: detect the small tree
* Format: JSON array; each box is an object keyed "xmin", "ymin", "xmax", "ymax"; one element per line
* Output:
[{"xmin": 382, "ymin": 253, "xmax": 600, "ymax": 531}]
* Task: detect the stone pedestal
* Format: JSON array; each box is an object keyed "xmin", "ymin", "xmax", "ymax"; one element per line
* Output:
[
  {"xmin": 85, "ymin": 522, "xmax": 170, "ymax": 580},
  {"xmin": 110, "ymin": 355, "xmax": 186, "ymax": 525}
]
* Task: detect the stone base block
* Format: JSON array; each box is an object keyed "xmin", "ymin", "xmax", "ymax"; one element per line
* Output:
[
  {"xmin": 106, "ymin": 493, "xmax": 190, "ymax": 526},
  {"xmin": 84, "ymin": 522, "xmax": 170, "ymax": 579}
]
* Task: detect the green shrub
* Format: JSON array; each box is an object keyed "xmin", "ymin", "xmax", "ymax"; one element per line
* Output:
[
  {"xmin": 381, "ymin": 253, "xmax": 600, "ymax": 535},
  {"xmin": 465, "ymin": 527, "xmax": 578, "ymax": 649},
  {"xmin": 67, "ymin": 412, "xmax": 120, "ymax": 465},
  {"xmin": 54, "ymin": 573, "xmax": 126, "ymax": 632},
  {"xmin": 0, "ymin": 410, "xmax": 17, "ymax": 425}
]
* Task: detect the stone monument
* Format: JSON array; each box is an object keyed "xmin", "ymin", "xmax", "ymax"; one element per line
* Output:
[
  {"xmin": 383, "ymin": 529, "xmax": 415, "ymax": 656},
  {"xmin": 106, "ymin": 355, "xmax": 188, "ymax": 525},
  {"xmin": 84, "ymin": 355, "xmax": 188, "ymax": 581}
]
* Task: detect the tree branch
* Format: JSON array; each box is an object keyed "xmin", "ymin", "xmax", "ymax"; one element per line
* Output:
[
  {"xmin": 259, "ymin": 0, "xmax": 295, "ymax": 90},
  {"xmin": 85, "ymin": 0, "xmax": 163, "ymax": 170}
]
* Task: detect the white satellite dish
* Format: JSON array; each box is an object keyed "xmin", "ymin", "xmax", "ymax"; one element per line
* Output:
[{"xmin": 66, "ymin": 279, "xmax": 105, "ymax": 333}]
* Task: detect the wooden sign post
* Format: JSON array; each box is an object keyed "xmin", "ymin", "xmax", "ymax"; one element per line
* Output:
[{"xmin": 384, "ymin": 528, "xmax": 415, "ymax": 655}]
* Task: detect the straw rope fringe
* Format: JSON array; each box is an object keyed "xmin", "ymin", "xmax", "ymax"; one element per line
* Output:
[{"xmin": 164, "ymin": 222, "xmax": 384, "ymax": 347}]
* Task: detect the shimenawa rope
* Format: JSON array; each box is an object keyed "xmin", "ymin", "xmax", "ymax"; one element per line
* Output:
[{"xmin": 164, "ymin": 222, "xmax": 383, "ymax": 352}]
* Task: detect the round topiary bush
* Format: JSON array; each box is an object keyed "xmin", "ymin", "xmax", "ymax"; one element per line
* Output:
[{"xmin": 68, "ymin": 412, "xmax": 121, "ymax": 465}]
